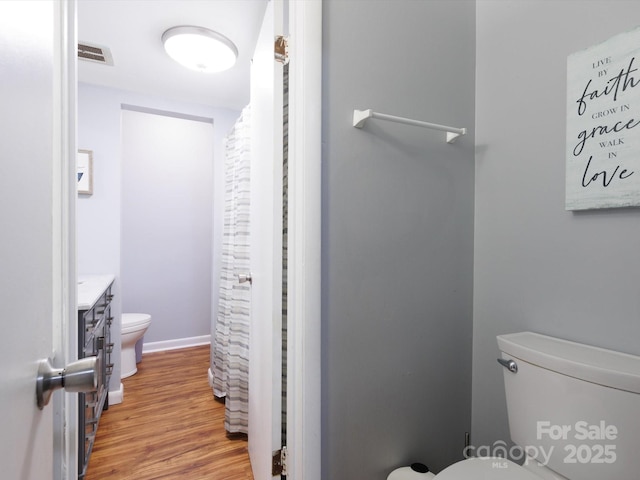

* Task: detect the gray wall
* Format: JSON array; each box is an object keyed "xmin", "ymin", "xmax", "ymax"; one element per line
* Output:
[
  {"xmin": 473, "ymin": 0, "xmax": 640, "ymax": 451},
  {"xmin": 322, "ymin": 1, "xmax": 476, "ymax": 478}
]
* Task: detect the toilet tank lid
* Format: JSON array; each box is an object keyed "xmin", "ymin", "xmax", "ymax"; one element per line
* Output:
[{"xmin": 497, "ymin": 332, "xmax": 640, "ymax": 394}]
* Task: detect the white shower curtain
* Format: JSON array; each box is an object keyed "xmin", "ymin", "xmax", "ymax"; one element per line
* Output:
[{"xmin": 212, "ymin": 105, "xmax": 251, "ymax": 434}]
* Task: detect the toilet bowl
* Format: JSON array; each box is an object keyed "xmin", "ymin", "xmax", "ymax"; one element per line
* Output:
[
  {"xmin": 121, "ymin": 313, "xmax": 151, "ymax": 378},
  {"xmin": 430, "ymin": 457, "xmax": 543, "ymax": 479},
  {"xmin": 388, "ymin": 458, "xmax": 541, "ymax": 480}
]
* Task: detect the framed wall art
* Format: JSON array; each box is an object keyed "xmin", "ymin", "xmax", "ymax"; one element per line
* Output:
[
  {"xmin": 77, "ymin": 149, "xmax": 93, "ymax": 195},
  {"xmin": 566, "ymin": 27, "xmax": 640, "ymax": 210}
]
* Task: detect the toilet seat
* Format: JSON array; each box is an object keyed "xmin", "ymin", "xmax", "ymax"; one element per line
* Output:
[
  {"xmin": 434, "ymin": 458, "xmax": 541, "ymax": 479},
  {"xmin": 122, "ymin": 313, "xmax": 151, "ymax": 333}
]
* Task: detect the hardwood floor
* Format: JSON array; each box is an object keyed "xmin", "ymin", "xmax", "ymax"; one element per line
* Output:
[{"xmin": 85, "ymin": 345, "xmax": 254, "ymax": 480}]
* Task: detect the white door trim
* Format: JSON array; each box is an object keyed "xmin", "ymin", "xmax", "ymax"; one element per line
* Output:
[
  {"xmin": 52, "ymin": 1, "xmax": 77, "ymax": 478},
  {"xmin": 287, "ymin": 1, "xmax": 322, "ymax": 479}
]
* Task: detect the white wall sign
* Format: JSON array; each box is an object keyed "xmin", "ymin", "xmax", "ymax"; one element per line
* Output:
[{"xmin": 566, "ymin": 27, "xmax": 640, "ymax": 210}]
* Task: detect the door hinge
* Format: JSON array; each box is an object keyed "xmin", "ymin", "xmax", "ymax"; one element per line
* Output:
[
  {"xmin": 272, "ymin": 446, "xmax": 288, "ymax": 476},
  {"xmin": 275, "ymin": 35, "xmax": 289, "ymax": 65}
]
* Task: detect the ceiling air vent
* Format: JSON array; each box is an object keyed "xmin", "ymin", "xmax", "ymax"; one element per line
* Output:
[{"xmin": 78, "ymin": 42, "xmax": 114, "ymax": 66}]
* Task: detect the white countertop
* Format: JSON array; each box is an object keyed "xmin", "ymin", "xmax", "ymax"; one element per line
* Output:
[{"xmin": 77, "ymin": 274, "xmax": 115, "ymax": 310}]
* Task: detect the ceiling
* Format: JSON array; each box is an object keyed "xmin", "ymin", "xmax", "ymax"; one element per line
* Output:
[{"xmin": 77, "ymin": 0, "xmax": 268, "ymax": 111}]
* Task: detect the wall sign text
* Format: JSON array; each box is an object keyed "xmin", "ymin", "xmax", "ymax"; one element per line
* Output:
[{"xmin": 566, "ymin": 27, "xmax": 640, "ymax": 210}]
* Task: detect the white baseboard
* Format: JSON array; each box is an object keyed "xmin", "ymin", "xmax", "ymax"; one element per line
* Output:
[
  {"xmin": 109, "ymin": 382, "xmax": 124, "ymax": 406},
  {"xmin": 142, "ymin": 334, "xmax": 211, "ymax": 354}
]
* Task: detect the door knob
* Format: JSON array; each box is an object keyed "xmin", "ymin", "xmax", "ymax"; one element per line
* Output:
[{"xmin": 36, "ymin": 356, "xmax": 99, "ymax": 409}]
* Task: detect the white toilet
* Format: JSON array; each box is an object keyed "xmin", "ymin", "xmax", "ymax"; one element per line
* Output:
[
  {"xmin": 121, "ymin": 313, "xmax": 152, "ymax": 379},
  {"xmin": 428, "ymin": 331, "xmax": 640, "ymax": 479}
]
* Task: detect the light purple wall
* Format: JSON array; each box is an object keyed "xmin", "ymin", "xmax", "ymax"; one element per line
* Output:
[
  {"xmin": 120, "ymin": 109, "xmax": 214, "ymax": 343},
  {"xmin": 78, "ymin": 83, "xmax": 239, "ymax": 384}
]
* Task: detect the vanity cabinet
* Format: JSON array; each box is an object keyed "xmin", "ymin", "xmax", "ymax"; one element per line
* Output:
[{"xmin": 77, "ymin": 276, "xmax": 114, "ymax": 479}]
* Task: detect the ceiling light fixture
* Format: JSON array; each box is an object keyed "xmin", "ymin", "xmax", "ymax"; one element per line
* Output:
[{"xmin": 161, "ymin": 26, "xmax": 238, "ymax": 73}]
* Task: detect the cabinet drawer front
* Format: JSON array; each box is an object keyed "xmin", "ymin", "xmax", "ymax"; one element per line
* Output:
[{"xmin": 77, "ymin": 278, "xmax": 113, "ymax": 478}]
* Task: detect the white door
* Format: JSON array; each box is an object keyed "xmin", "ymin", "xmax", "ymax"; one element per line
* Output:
[
  {"xmin": 0, "ymin": 2, "xmax": 75, "ymax": 479},
  {"xmin": 248, "ymin": 1, "xmax": 285, "ymax": 478}
]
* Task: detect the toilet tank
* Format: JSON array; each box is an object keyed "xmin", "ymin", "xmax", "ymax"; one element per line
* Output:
[{"xmin": 497, "ymin": 332, "xmax": 640, "ymax": 480}]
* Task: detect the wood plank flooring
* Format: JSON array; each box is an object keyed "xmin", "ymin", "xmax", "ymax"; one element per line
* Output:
[{"xmin": 85, "ymin": 345, "xmax": 254, "ymax": 480}]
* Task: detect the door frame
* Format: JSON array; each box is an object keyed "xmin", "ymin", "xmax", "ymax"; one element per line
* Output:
[
  {"xmin": 53, "ymin": 1, "xmax": 78, "ymax": 479},
  {"xmin": 286, "ymin": 1, "xmax": 322, "ymax": 479},
  {"xmin": 55, "ymin": 0, "xmax": 323, "ymax": 478}
]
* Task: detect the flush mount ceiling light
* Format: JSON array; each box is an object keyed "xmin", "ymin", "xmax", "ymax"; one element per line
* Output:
[{"xmin": 161, "ymin": 26, "xmax": 238, "ymax": 73}]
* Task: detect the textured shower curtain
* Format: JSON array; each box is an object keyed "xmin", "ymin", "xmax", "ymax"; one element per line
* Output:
[{"xmin": 212, "ymin": 105, "xmax": 251, "ymax": 434}]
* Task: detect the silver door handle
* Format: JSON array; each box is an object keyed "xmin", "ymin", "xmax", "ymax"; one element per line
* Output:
[
  {"xmin": 238, "ymin": 273, "xmax": 252, "ymax": 284},
  {"xmin": 36, "ymin": 356, "xmax": 99, "ymax": 409},
  {"xmin": 497, "ymin": 358, "xmax": 518, "ymax": 373}
]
